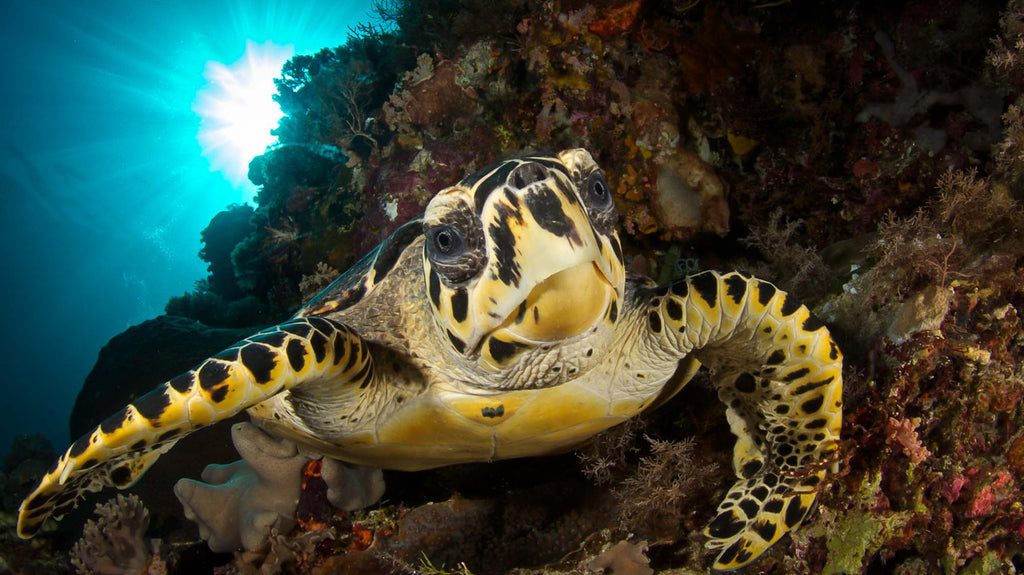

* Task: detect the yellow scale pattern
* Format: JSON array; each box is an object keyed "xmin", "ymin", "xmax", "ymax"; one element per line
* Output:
[
  {"xmin": 17, "ymin": 317, "xmax": 372, "ymax": 538},
  {"xmin": 648, "ymin": 271, "xmax": 842, "ymax": 570}
]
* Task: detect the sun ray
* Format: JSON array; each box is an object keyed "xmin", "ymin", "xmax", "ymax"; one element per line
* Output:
[{"xmin": 194, "ymin": 40, "xmax": 294, "ymax": 188}]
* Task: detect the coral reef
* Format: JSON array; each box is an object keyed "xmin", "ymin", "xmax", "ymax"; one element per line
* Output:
[{"xmin": 13, "ymin": 0, "xmax": 1024, "ymax": 572}]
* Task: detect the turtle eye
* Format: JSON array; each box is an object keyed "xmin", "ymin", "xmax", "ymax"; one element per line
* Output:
[
  {"xmin": 586, "ymin": 172, "xmax": 612, "ymax": 210},
  {"xmin": 429, "ymin": 226, "xmax": 464, "ymax": 259}
]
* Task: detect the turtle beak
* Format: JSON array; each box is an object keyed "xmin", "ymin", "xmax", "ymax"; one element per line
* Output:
[{"xmin": 497, "ymin": 261, "xmax": 615, "ymax": 344}]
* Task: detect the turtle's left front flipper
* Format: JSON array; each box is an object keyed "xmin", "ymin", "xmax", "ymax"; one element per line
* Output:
[
  {"xmin": 18, "ymin": 317, "xmax": 372, "ymax": 538},
  {"xmin": 645, "ymin": 271, "xmax": 842, "ymax": 570}
]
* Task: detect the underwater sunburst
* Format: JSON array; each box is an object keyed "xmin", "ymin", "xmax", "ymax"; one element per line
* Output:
[{"xmin": 194, "ymin": 40, "xmax": 293, "ymax": 188}]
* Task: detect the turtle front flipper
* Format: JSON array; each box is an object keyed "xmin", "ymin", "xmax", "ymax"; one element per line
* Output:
[
  {"xmin": 644, "ymin": 271, "xmax": 842, "ymax": 570},
  {"xmin": 17, "ymin": 317, "xmax": 373, "ymax": 538}
]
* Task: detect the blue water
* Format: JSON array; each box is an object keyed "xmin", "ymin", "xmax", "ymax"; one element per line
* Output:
[{"xmin": 0, "ymin": 0, "xmax": 373, "ymax": 456}]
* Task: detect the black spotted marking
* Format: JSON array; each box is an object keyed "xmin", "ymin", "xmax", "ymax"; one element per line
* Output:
[
  {"xmin": 342, "ymin": 340, "xmax": 360, "ymax": 372},
  {"xmin": 133, "ymin": 388, "xmax": 172, "ymax": 422},
  {"xmin": 428, "ymin": 269, "xmax": 442, "ymax": 309},
  {"xmin": 210, "ymin": 386, "xmax": 229, "ymax": 403},
  {"xmin": 450, "ymin": 288, "xmax": 469, "ymax": 323},
  {"xmin": 777, "ymin": 443, "xmax": 793, "ymax": 456},
  {"xmin": 309, "ymin": 331, "xmax": 328, "ymax": 363},
  {"xmin": 775, "ymin": 404, "xmax": 790, "ymax": 415},
  {"xmin": 794, "ymin": 376, "xmax": 834, "ymax": 395},
  {"xmin": 473, "ymin": 160, "xmax": 519, "ymax": 213},
  {"xmin": 110, "ymin": 465, "xmax": 133, "ymax": 486},
  {"xmin": 513, "ymin": 301, "xmax": 528, "ymax": 324},
  {"xmin": 241, "ymin": 343, "xmax": 278, "ymax": 384},
  {"xmin": 724, "ymin": 274, "xmax": 747, "ymax": 304},
  {"xmin": 782, "ymin": 367, "xmax": 810, "ymax": 382},
  {"xmin": 780, "ymin": 294, "xmax": 802, "ymax": 317},
  {"xmin": 801, "ymin": 395, "xmax": 825, "ymax": 414},
  {"xmin": 734, "ymin": 373, "xmax": 757, "ymax": 393},
  {"xmin": 611, "ymin": 235, "xmax": 624, "ymax": 264},
  {"xmin": 481, "ymin": 405, "xmax": 506, "ymax": 418},
  {"xmin": 829, "ymin": 341, "xmax": 840, "ymax": 360},
  {"xmin": 766, "ymin": 349, "xmax": 786, "ymax": 365},
  {"xmin": 307, "ymin": 317, "xmax": 335, "ymax": 336},
  {"xmin": 510, "ymin": 161, "xmax": 548, "ymax": 189},
  {"xmin": 753, "ymin": 519, "xmax": 778, "ymax": 543},
  {"xmin": 803, "ymin": 314, "xmax": 825, "ymax": 332},
  {"xmin": 717, "ymin": 541, "xmax": 742, "ymax": 566},
  {"xmin": 608, "ymin": 300, "xmax": 618, "ymax": 323},
  {"xmin": 489, "ymin": 219, "xmax": 521, "ymax": 288},
  {"xmin": 354, "ymin": 361, "xmax": 374, "ymax": 389},
  {"xmin": 286, "ymin": 339, "xmax": 307, "ymax": 372},
  {"xmin": 735, "ymin": 547, "xmax": 754, "ymax": 566},
  {"xmin": 168, "ymin": 372, "xmax": 194, "ymax": 394},
  {"xmin": 282, "ymin": 322, "xmax": 312, "ymax": 338},
  {"xmin": 24, "ymin": 493, "xmax": 52, "ymax": 511},
  {"xmin": 198, "ymin": 361, "xmax": 231, "ymax": 390},
  {"xmin": 158, "ymin": 430, "xmax": 180, "ymax": 443},
  {"xmin": 503, "ymin": 188, "xmax": 522, "ymax": 211},
  {"xmin": 250, "ymin": 331, "xmax": 288, "ymax": 348},
  {"xmin": 525, "ymin": 185, "xmax": 581, "ymax": 245},
  {"xmin": 648, "ymin": 311, "xmax": 662, "ymax": 333},
  {"xmin": 756, "ymin": 281, "xmax": 777, "ymax": 307},
  {"xmin": 763, "ymin": 498, "xmax": 785, "ymax": 514},
  {"xmin": 784, "ymin": 498, "xmax": 808, "ymax": 529},
  {"xmin": 741, "ymin": 460, "xmax": 763, "ymax": 479},
  {"xmin": 130, "ymin": 440, "xmax": 147, "ymax": 451},
  {"xmin": 738, "ymin": 498, "xmax": 760, "ymax": 518},
  {"xmin": 806, "ymin": 418, "xmax": 829, "ymax": 429},
  {"xmin": 708, "ymin": 510, "xmax": 746, "ymax": 539},
  {"xmin": 447, "ymin": 330, "xmax": 467, "ymax": 354},
  {"xmin": 99, "ymin": 409, "xmax": 130, "ymax": 435},
  {"xmin": 665, "ymin": 298, "xmax": 683, "ymax": 321},
  {"xmin": 763, "ymin": 473, "xmax": 780, "ymax": 488},
  {"xmin": 488, "ymin": 337, "xmax": 526, "ymax": 364},
  {"xmin": 690, "ymin": 272, "xmax": 718, "ymax": 308},
  {"xmin": 373, "ymin": 218, "xmax": 423, "ymax": 281},
  {"xmin": 670, "ymin": 279, "xmax": 688, "ymax": 297}
]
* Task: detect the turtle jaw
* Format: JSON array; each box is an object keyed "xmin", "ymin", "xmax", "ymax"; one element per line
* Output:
[
  {"xmin": 474, "ymin": 259, "xmax": 618, "ymax": 373},
  {"xmin": 498, "ymin": 261, "xmax": 614, "ymax": 343}
]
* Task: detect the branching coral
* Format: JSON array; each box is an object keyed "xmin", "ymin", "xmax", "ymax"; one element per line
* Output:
[
  {"xmin": 740, "ymin": 208, "xmax": 831, "ymax": 302},
  {"xmin": 298, "ymin": 262, "xmax": 340, "ymax": 300},
  {"xmin": 70, "ymin": 494, "xmax": 158, "ymax": 575},
  {"xmin": 866, "ymin": 168, "xmax": 1024, "ymax": 301},
  {"xmin": 614, "ymin": 436, "xmax": 718, "ymax": 533}
]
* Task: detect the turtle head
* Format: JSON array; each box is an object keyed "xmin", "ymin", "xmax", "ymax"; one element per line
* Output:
[{"xmin": 422, "ymin": 149, "xmax": 626, "ymax": 372}]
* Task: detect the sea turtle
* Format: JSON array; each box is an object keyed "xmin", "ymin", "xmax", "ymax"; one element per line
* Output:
[{"xmin": 18, "ymin": 149, "xmax": 842, "ymax": 570}]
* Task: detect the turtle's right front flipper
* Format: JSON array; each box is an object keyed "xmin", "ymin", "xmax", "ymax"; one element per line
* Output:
[{"xmin": 17, "ymin": 317, "xmax": 372, "ymax": 538}]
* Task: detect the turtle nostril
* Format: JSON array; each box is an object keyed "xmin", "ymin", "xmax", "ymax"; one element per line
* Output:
[{"xmin": 510, "ymin": 162, "xmax": 548, "ymax": 189}]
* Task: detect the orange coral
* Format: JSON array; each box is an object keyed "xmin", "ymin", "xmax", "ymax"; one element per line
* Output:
[{"xmin": 589, "ymin": 1, "xmax": 642, "ymax": 39}]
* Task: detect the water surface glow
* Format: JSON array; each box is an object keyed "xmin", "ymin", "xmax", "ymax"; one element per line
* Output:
[
  {"xmin": 195, "ymin": 40, "xmax": 294, "ymax": 187},
  {"xmin": 0, "ymin": 0, "xmax": 372, "ymax": 454}
]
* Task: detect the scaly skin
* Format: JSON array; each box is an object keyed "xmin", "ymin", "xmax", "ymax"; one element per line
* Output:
[{"xmin": 19, "ymin": 150, "xmax": 841, "ymax": 570}]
